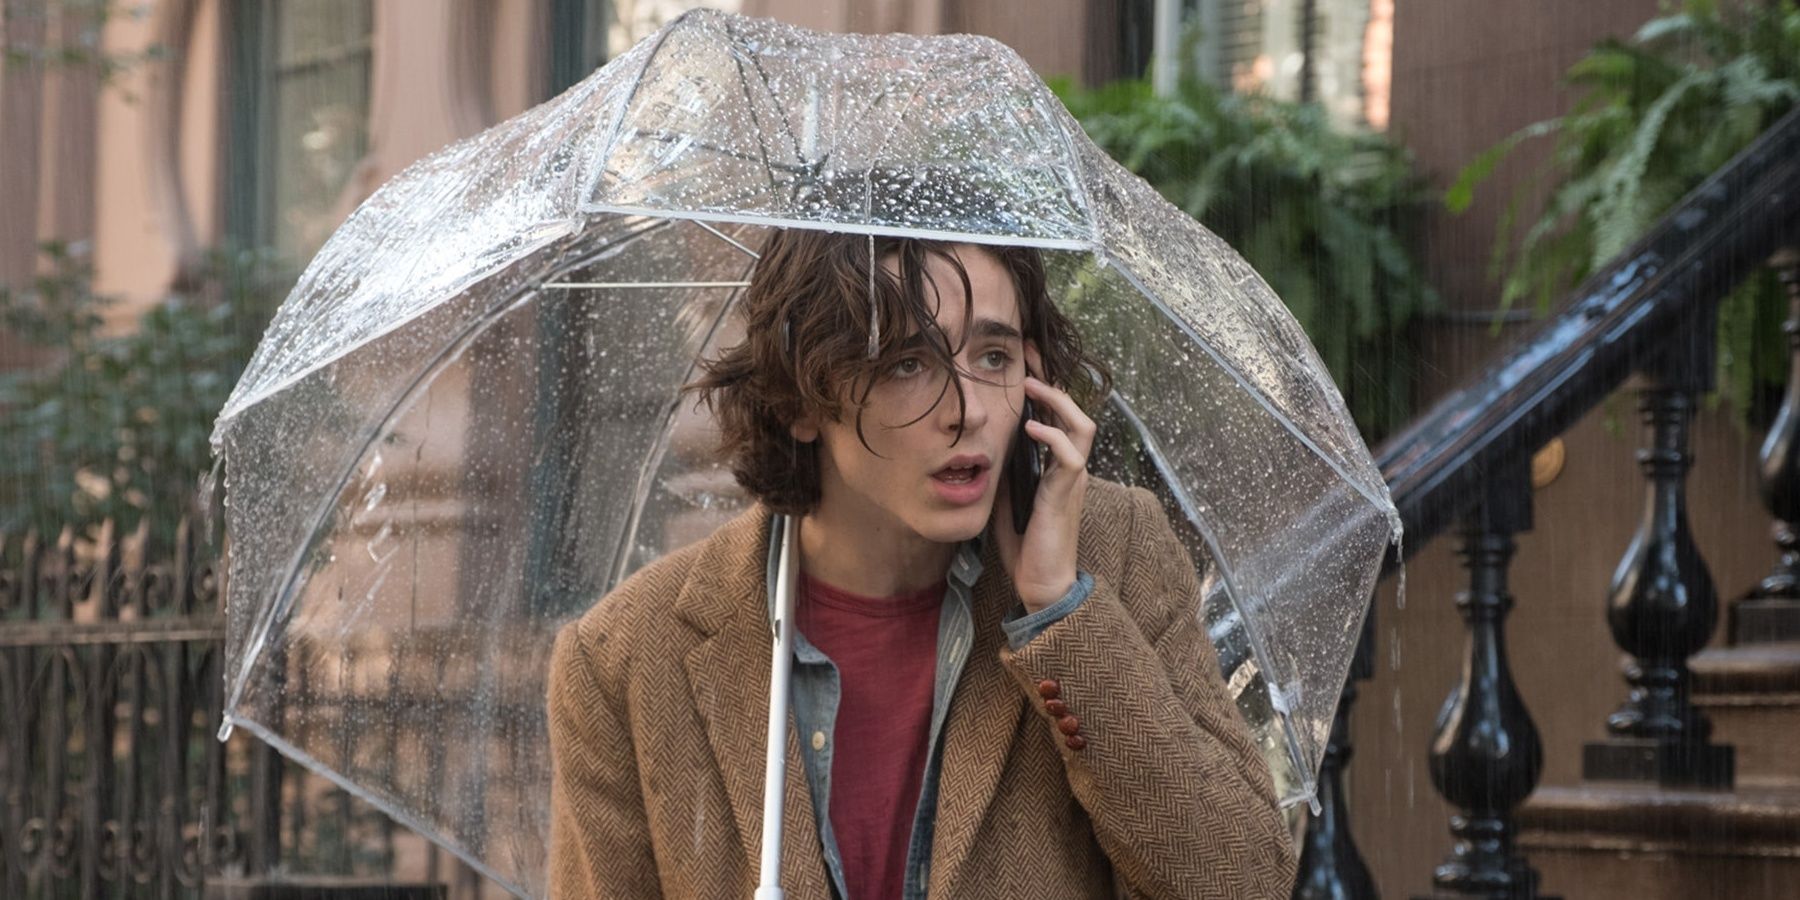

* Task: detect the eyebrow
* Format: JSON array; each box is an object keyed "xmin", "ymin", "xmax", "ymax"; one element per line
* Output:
[
  {"xmin": 971, "ymin": 319, "xmax": 1024, "ymax": 342},
  {"xmin": 893, "ymin": 318, "xmax": 1023, "ymax": 354}
]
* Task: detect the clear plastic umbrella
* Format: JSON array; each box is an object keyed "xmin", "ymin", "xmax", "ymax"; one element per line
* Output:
[{"xmin": 213, "ymin": 9, "xmax": 1400, "ymax": 898}]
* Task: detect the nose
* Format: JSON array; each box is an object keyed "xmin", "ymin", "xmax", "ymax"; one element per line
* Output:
[{"xmin": 940, "ymin": 367, "xmax": 993, "ymax": 438}]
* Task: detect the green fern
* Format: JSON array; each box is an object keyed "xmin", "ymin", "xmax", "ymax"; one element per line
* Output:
[
  {"xmin": 1451, "ymin": 0, "xmax": 1800, "ymax": 424},
  {"xmin": 1054, "ymin": 75, "xmax": 1438, "ymax": 439}
]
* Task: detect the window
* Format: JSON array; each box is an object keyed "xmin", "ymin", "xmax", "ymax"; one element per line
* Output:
[
  {"xmin": 1187, "ymin": 0, "xmax": 1375, "ymax": 127},
  {"xmin": 227, "ymin": 0, "xmax": 374, "ymax": 266},
  {"xmin": 549, "ymin": 0, "xmax": 613, "ymax": 95}
]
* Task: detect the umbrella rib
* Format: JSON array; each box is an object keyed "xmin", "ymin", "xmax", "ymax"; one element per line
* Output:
[
  {"xmin": 226, "ymin": 716, "xmax": 533, "ymax": 898},
  {"xmin": 622, "ymin": 129, "xmax": 816, "ymax": 176},
  {"xmin": 1107, "ymin": 257, "xmax": 1397, "ymax": 525},
  {"xmin": 1102, "ymin": 390, "xmax": 1249, "ymax": 627},
  {"xmin": 851, "ymin": 79, "xmax": 931, "ymax": 229},
  {"xmin": 591, "ymin": 17, "xmax": 684, "ymax": 199},
  {"xmin": 1041, "ymin": 87, "xmax": 1101, "ymax": 245},
  {"xmin": 723, "ymin": 21, "xmax": 795, "ymax": 198},
  {"xmin": 995, "ymin": 90, "xmax": 1090, "ymax": 221},
  {"xmin": 222, "ymin": 222, "xmax": 660, "ymax": 724},
  {"xmin": 542, "ymin": 281, "xmax": 752, "ymax": 289},
  {"xmin": 692, "ymin": 219, "xmax": 762, "ymax": 259},
  {"xmin": 809, "ymin": 81, "xmax": 895, "ymax": 175},
  {"xmin": 1103, "ymin": 389, "xmax": 1318, "ymax": 804},
  {"xmin": 730, "ymin": 20, "xmax": 810, "ymax": 174},
  {"xmin": 581, "ymin": 205, "xmax": 1092, "ymax": 250},
  {"xmin": 606, "ymin": 252, "xmax": 760, "ymax": 590},
  {"xmin": 214, "ymin": 218, "xmax": 586, "ymax": 428}
]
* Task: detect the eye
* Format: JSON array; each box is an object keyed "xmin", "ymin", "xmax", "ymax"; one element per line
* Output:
[
  {"xmin": 888, "ymin": 357, "xmax": 924, "ymax": 378},
  {"xmin": 979, "ymin": 349, "xmax": 1012, "ymax": 370}
]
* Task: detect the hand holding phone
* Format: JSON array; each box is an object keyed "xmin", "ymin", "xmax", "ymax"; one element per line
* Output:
[{"xmin": 993, "ymin": 363, "xmax": 1096, "ymax": 612}]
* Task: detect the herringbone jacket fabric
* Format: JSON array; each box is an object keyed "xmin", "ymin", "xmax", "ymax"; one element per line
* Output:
[{"xmin": 547, "ymin": 478, "xmax": 1298, "ymax": 899}]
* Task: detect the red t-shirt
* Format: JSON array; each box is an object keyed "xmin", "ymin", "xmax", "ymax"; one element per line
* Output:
[{"xmin": 795, "ymin": 572, "xmax": 944, "ymax": 900}]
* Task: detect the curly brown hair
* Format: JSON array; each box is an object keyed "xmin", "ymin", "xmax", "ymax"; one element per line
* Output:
[{"xmin": 682, "ymin": 228, "xmax": 1112, "ymax": 516}]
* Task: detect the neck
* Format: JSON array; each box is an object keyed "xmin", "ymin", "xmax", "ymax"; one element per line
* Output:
[{"xmin": 796, "ymin": 506, "xmax": 958, "ymax": 598}]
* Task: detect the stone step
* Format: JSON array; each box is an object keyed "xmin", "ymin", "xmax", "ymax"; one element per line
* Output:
[
  {"xmin": 1732, "ymin": 597, "xmax": 1800, "ymax": 644},
  {"xmin": 1518, "ymin": 782, "xmax": 1800, "ymax": 900},
  {"xmin": 1692, "ymin": 642, "xmax": 1800, "ymax": 786}
]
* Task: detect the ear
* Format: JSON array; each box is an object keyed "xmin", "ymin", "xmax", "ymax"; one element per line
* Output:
[
  {"xmin": 1023, "ymin": 339, "xmax": 1044, "ymax": 382},
  {"xmin": 789, "ymin": 415, "xmax": 820, "ymax": 443}
]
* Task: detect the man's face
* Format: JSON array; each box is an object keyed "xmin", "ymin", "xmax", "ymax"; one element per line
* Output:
[{"xmin": 793, "ymin": 244, "xmax": 1030, "ymax": 545}]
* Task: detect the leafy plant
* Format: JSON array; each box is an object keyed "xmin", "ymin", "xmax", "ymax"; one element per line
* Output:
[
  {"xmin": 0, "ymin": 242, "xmax": 289, "ymax": 547},
  {"xmin": 1449, "ymin": 0, "xmax": 1800, "ymax": 421},
  {"xmin": 1054, "ymin": 75, "xmax": 1438, "ymax": 438},
  {"xmin": 2, "ymin": 1, "xmax": 166, "ymax": 87}
]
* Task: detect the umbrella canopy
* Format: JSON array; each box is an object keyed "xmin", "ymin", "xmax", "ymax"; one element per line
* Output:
[{"xmin": 213, "ymin": 9, "xmax": 1399, "ymax": 897}]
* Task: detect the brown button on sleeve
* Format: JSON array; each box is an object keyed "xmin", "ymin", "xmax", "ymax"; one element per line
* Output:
[
  {"xmin": 1036, "ymin": 679, "xmax": 1061, "ymax": 700},
  {"xmin": 1056, "ymin": 716, "xmax": 1081, "ymax": 736},
  {"xmin": 1064, "ymin": 734, "xmax": 1087, "ymax": 751},
  {"xmin": 1044, "ymin": 699, "xmax": 1069, "ymax": 717}
]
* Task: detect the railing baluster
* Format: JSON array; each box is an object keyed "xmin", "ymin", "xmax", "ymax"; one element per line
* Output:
[
  {"xmin": 2, "ymin": 529, "xmax": 24, "ymax": 899},
  {"xmin": 0, "ymin": 515, "xmax": 341, "ymax": 894},
  {"xmin": 81, "ymin": 522, "xmax": 115, "ymax": 897},
  {"xmin": 1416, "ymin": 461, "xmax": 1556, "ymax": 900},
  {"xmin": 1293, "ymin": 608, "xmax": 1378, "ymax": 900},
  {"xmin": 1582, "ymin": 312, "xmax": 1735, "ymax": 789},
  {"xmin": 1737, "ymin": 246, "xmax": 1800, "ymax": 643}
]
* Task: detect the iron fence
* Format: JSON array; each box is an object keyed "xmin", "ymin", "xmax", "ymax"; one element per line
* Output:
[{"xmin": 0, "ymin": 517, "xmax": 487, "ymax": 898}]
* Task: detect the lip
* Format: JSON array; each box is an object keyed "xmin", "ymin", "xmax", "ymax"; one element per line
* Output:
[
  {"xmin": 930, "ymin": 455, "xmax": 992, "ymax": 506},
  {"xmin": 931, "ymin": 454, "xmax": 991, "ymax": 475}
]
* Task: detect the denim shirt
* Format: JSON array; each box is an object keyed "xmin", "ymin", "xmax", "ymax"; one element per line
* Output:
[{"xmin": 763, "ymin": 517, "xmax": 1095, "ymax": 900}]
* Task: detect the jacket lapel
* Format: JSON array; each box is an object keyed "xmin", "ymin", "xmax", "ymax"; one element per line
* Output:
[
  {"xmin": 927, "ymin": 535, "xmax": 1028, "ymax": 897},
  {"xmin": 676, "ymin": 506, "xmax": 831, "ymax": 898}
]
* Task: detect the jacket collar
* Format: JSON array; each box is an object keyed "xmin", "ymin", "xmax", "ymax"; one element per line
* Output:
[
  {"xmin": 674, "ymin": 502, "xmax": 834, "ymax": 896},
  {"xmin": 927, "ymin": 526, "xmax": 1028, "ymax": 897},
  {"xmin": 672, "ymin": 501, "xmax": 774, "ymax": 639}
]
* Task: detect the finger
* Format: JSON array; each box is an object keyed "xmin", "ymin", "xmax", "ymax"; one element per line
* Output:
[
  {"xmin": 1024, "ymin": 418, "xmax": 1087, "ymax": 476},
  {"xmin": 1023, "ymin": 375, "xmax": 1092, "ymax": 432},
  {"xmin": 1023, "ymin": 377, "xmax": 1096, "ymax": 454}
]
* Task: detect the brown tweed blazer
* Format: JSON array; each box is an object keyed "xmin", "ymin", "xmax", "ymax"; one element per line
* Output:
[{"xmin": 547, "ymin": 478, "xmax": 1297, "ymax": 899}]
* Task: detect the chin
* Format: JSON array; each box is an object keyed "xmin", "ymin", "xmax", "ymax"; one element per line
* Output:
[{"xmin": 913, "ymin": 505, "xmax": 993, "ymax": 545}]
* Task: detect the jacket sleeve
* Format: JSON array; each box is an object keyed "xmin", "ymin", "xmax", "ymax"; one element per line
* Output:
[
  {"xmin": 547, "ymin": 621, "xmax": 663, "ymax": 899},
  {"xmin": 997, "ymin": 486, "xmax": 1298, "ymax": 899}
]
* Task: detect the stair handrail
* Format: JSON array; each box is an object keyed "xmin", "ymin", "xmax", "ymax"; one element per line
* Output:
[{"xmin": 1376, "ymin": 103, "xmax": 1800, "ymax": 554}]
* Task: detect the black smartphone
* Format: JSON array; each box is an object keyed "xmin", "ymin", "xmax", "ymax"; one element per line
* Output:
[{"xmin": 1007, "ymin": 397, "xmax": 1041, "ymax": 535}]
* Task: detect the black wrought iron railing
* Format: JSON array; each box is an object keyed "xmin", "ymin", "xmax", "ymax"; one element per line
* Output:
[
  {"xmin": 1292, "ymin": 104, "xmax": 1800, "ymax": 899},
  {"xmin": 0, "ymin": 518, "xmax": 484, "ymax": 898}
]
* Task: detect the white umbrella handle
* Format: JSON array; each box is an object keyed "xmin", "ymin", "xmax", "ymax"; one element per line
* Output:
[{"xmin": 756, "ymin": 514, "xmax": 800, "ymax": 900}]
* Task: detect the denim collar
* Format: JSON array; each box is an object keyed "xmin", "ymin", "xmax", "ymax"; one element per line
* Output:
[{"xmin": 763, "ymin": 516, "xmax": 987, "ymax": 625}]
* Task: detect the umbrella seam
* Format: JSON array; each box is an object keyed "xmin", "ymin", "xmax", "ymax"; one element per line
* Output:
[
  {"xmin": 578, "ymin": 206, "xmax": 1093, "ymax": 250},
  {"xmin": 724, "ymin": 15, "xmax": 808, "ymax": 197},
  {"xmin": 1045, "ymin": 91, "xmax": 1102, "ymax": 248},
  {"xmin": 589, "ymin": 12, "xmax": 687, "ymax": 205}
]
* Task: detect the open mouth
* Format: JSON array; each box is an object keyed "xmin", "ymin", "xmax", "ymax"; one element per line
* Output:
[
  {"xmin": 934, "ymin": 465, "xmax": 983, "ymax": 484},
  {"xmin": 930, "ymin": 455, "xmax": 991, "ymax": 503}
]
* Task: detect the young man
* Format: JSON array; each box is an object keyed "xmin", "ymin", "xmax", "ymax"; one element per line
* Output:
[{"xmin": 547, "ymin": 229, "xmax": 1296, "ymax": 899}]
